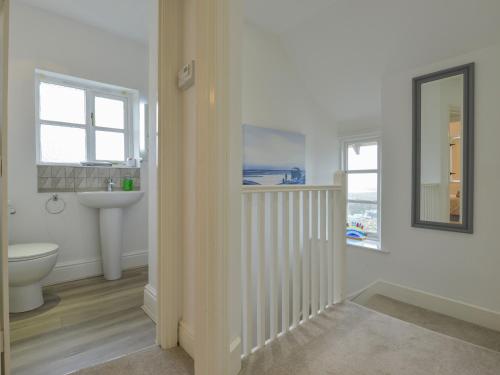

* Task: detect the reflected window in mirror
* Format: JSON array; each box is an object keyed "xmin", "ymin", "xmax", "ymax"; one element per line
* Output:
[{"xmin": 412, "ymin": 63, "xmax": 474, "ymax": 233}]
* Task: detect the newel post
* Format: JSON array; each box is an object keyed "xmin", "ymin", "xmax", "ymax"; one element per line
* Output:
[{"xmin": 333, "ymin": 171, "xmax": 347, "ymax": 303}]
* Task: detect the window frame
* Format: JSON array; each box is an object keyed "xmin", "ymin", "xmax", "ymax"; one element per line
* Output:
[
  {"xmin": 35, "ymin": 70, "xmax": 139, "ymax": 166},
  {"xmin": 341, "ymin": 134, "xmax": 382, "ymax": 243}
]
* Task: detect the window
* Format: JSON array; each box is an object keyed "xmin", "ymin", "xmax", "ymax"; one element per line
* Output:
[
  {"xmin": 36, "ymin": 70, "xmax": 139, "ymax": 164},
  {"xmin": 343, "ymin": 137, "xmax": 381, "ymax": 245}
]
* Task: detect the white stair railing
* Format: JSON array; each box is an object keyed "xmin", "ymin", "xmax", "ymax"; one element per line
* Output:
[{"xmin": 241, "ymin": 171, "xmax": 347, "ymax": 357}]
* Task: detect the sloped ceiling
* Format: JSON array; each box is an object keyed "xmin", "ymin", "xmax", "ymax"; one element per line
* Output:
[
  {"xmin": 17, "ymin": 0, "xmax": 149, "ymax": 44},
  {"xmin": 245, "ymin": 0, "xmax": 500, "ymax": 126}
]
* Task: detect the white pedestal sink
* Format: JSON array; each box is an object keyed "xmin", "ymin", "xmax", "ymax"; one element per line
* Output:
[{"xmin": 77, "ymin": 191, "xmax": 144, "ymax": 280}]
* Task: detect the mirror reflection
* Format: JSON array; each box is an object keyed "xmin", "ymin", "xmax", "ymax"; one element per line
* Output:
[{"xmin": 420, "ymin": 74, "xmax": 464, "ymax": 224}]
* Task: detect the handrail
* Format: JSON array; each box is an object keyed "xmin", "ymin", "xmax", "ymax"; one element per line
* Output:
[{"xmin": 242, "ymin": 184, "xmax": 342, "ymax": 193}]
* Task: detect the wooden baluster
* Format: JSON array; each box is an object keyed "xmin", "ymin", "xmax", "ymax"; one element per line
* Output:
[
  {"xmin": 302, "ymin": 190, "xmax": 310, "ymax": 322},
  {"xmin": 311, "ymin": 190, "xmax": 319, "ymax": 317},
  {"xmin": 319, "ymin": 190, "xmax": 327, "ymax": 312},
  {"xmin": 281, "ymin": 192, "xmax": 290, "ymax": 333},
  {"xmin": 327, "ymin": 190, "xmax": 334, "ymax": 306},
  {"xmin": 242, "ymin": 193, "xmax": 253, "ymax": 356},
  {"xmin": 256, "ymin": 192, "xmax": 266, "ymax": 348},
  {"xmin": 269, "ymin": 192, "xmax": 279, "ymax": 340},
  {"xmin": 292, "ymin": 191, "xmax": 300, "ymax": 327}
]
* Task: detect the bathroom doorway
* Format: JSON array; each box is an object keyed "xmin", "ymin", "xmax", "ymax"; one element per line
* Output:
[{"xmin": 3, "ymin": 1, "xmax": 159, "ymax": 374}]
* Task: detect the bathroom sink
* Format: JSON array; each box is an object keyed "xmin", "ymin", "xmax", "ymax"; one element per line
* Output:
[
  {"xmin": 76, "ymin": 191, "xmax": 144, "ymax": 281},
  {"xmin": 77, "ymin": 191, "xmax": 144, "ymax": 209}
]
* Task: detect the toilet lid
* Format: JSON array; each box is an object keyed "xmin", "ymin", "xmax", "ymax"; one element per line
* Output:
[{"xmin": 8, "ymin": 243, "xmax": 59, "ymax": 262}]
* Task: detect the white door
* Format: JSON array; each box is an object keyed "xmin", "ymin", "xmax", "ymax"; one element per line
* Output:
[{"xmin": 0, "ymin": 0, "xmax": 10, "ymax": 373}]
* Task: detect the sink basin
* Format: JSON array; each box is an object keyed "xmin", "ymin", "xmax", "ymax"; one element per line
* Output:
[
  {"xmin": 77, "ymin": 191, "xmax": 144, "ymax": 209},
  {"xmin": 77, "ymin": 191, "xmax": 144, "ymax": 280}
]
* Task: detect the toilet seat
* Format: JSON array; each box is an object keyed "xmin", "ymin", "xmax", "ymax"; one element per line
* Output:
[{"xmin": 8, "ymin": 243, "xmax": 59, "ymax": 262}]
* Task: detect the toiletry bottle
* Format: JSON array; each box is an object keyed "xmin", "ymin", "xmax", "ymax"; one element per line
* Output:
[{"xmin": 122, "ymin": 176, "xmax": 134, "ymax": 191}]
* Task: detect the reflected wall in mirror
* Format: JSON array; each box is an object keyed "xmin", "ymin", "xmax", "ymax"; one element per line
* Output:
[{"xmin": 412, "ymin": 63, "xmax": 474, "ymax": 233}]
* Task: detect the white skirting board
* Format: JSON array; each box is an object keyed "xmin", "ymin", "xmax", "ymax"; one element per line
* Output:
[
  {"xmin": 179, "ymin": 320, "xmax": 195, "ymax": 359},
  {"xmin": 142, "ymin": 283, "xmax": 158, "ymax": 323},
  {"xmin": 42, "ymin": 249, "xmax": 148, "ymax": 286},
  {"xmin": 352, "ymin": 279, "xmax": 500, "ymax": 332}
]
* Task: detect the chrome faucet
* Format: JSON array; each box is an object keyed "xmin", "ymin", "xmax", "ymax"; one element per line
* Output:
[{"xmin": 106, "ymin": 178, "xmax": 115, "ymax": 192}]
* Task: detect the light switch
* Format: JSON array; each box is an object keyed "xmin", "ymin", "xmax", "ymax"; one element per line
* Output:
[{"xmin": 178, "ymin": 60, "xmax": 195, "ymax": 90}]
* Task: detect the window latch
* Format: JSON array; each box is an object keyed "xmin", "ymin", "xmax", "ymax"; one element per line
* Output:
[{"xmin": 91, "ymin": 112, "xmax": 95, "ymax": 126}]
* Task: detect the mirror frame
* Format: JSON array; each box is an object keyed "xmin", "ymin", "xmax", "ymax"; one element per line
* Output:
[{"xmin": 412, "ymin": 63, "xmax": 475, "ymax": 233}]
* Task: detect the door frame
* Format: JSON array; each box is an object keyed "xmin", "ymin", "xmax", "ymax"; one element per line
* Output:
[
  {"xmin": 156, "ymin": 0, "xmax": 182, "ymax": 349},
  {"xmin": 0, "ymin": 0, "xmax": 9, "ymax": 373}
]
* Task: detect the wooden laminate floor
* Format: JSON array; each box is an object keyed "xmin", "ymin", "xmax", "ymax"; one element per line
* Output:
[{"xmin": 10, "ymin": 267, "xmax": 156, "ymax": 375}]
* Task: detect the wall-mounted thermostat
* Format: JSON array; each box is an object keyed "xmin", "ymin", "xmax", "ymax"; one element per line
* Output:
[{"xmin": 178, "ymin": 60, "xmax": 195, "ymax": 90}]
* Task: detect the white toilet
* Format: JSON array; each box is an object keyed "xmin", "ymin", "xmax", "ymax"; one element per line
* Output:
[{"xmin": 8, "ymin": 243, "xmax": 59, "ymax": 313}]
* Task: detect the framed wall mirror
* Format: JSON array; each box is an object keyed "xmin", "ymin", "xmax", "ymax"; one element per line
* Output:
[{"xmin": 412, "ymin": 63, "xmax": 474, "ymax": 233}]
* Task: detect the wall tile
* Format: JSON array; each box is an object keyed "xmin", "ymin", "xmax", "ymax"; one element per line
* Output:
[
  {"xmin": 37, "ymin": 166, "xmax": 140, "ymax": 193},
  {"xmin": 38, "ymin": 177, "xmax": 51, "ymax": 191},
  {"xmin": 65, "ymin": 167, "xmax": 75, "ymax": 178},
  {"xmin": 98, "ymin": 168, "xmax": 111, "ymax": 178},
  {"xmin": 74, "ymin": 167, "xmax": 86, "ymax": 179},
  {"xmin": 65, "ymin": 178, "xmax": 75, "ymax": 191},
  {"xmin": 131, "ymin": 168, "xmax": 140, "ymax": 178},
  {"xmin": 86, "ymin": 177, "xmax": 100, "ymax": 190},
  {"xmin": 86, "ymin": 168, "xmax": 99, "ymax": 179},
  {"xmin": 75, "ymin": 177, "xmax": 87, "ymax": 191},
  {"xmin": 51, "ymin": 177, "xmax": 66, "ymax": 191},
  {"xmin": 38, "ymin": 166, "xmax": 51, "ymax": 178},
  {"xmin": 133, "ymin": 178, "xmax": 141, "ymax": 190},
  {"xmin": 51, "ymin": 167, "xmax": 65, "ymax": 178},
  {"xmin": 110, "ymin": 169, "xmax": 121, "ymax": 179}
]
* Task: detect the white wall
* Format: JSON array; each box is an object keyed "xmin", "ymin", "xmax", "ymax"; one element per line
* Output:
[
  {"xmin": 347, "ymin": 43, "xmax": 500, "ymax": 313},
  {"xmin": 242, "ymin": 22, "xmax": 338, "ymax": 185},
  {"xmin": 8, "ymin": 2, "xmax": 149, "ymax": 282}
]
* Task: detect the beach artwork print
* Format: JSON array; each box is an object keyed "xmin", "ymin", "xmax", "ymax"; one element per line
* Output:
[{"xmin": 243, "ymin": 125, "xmax": 306, "ymax": 185}]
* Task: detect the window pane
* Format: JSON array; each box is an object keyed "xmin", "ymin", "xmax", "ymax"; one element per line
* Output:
[
  {"xmin": 347, "ymin": 142, "xmax": 378, "ymax": 170},
  {"xmin": 96, "ymin": 131, "xmax": 125, "ymax": 161},
  {"xmin": 348, "ymin": 202, "xmax": 378, "ymax": 234},
  {"xmin": 40, "ymin": 82, "xmax": 86, "ymax": 124},
  {"xmin": 348, "ymin": 173, "xmax": 378, "ymax": 202},
  {"xmin": 40, "ymin": 124, "xmax": 86, "ymax": 163},
  {"xmin": 95, "ymin": 96, "xmax": 125, "ymax": 129}
]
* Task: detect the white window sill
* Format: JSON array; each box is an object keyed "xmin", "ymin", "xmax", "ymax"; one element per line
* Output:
[{"xmin": 347, "ymin": 239, "xmax": 388, "ymax": 253}]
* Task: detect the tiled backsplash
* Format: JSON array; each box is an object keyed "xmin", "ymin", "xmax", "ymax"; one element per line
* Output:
[{"xmin": 37, "ymin": 165, "xmax": 141, "ymax": 193}]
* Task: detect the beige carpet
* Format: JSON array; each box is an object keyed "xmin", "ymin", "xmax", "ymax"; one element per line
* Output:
[
  {"xmin": 73, "ymin": 302, "xmax": 500, "ymax": 375},
  {"xmin": 361, "ymin": 294, "xmax": 500, "ymax": 352},
  {"xmin": 73, "ymin": 346, "xmax": 194, "ymax": 375},
  {"xmin": 241, "ymin": 302, "xmax": 500, "ymax": 375}
]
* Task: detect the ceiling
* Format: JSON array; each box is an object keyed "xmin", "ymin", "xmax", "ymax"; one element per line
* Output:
[
  {"xmin": 245, "ymin": 0, "xmax": 500, "ymax": 125},
  {"xmin": 17, "ymin": 0, "xmax": 149, "ymax": 44},
  {"xmin": 17, "ymin": 0, "xmax": 500, "ymax": 126},
  {"xmin": 244, "ymin": 0, "xmax": 337, "ymax": 35}
]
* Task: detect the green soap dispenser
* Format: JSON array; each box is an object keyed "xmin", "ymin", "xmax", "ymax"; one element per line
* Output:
[{"xmin": 122, "ymin": 176, "xmax": 134, "ymax": 191}]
